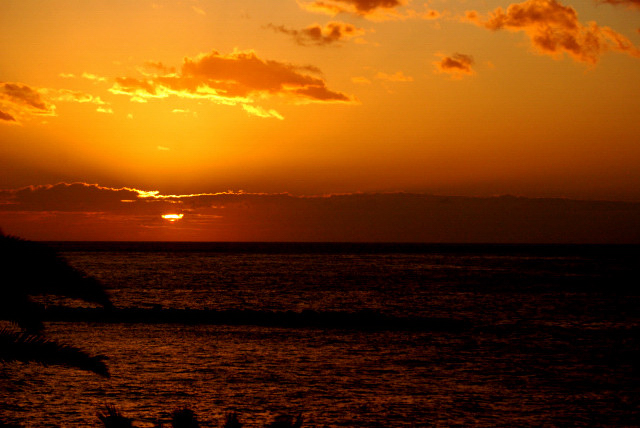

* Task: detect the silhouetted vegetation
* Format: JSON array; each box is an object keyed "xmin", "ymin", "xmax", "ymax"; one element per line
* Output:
[
  {"xmin": 96, "ymin": 405, "xmax": 304, "ymax": 428},
  {"xmin": 223, "ymin": 412, "xmax": 243, "ymax": 428},
  {"xmin": 0, "ymin": 327, "xmax": 109, "ymax": 377},
  {"xmin": 0, "ymin": 230, "xmax": 112, "ymax": 376},
  {"xmin": 97, "ymin": 405, "xmax": 134, "ymax": 428},
  {"xmin": 170, "ymin": 408, "xmax": 200, "ymax": 428},
  {"xmin": 265, "ymin": 414, "xmax": 303, "ymax": 428}
]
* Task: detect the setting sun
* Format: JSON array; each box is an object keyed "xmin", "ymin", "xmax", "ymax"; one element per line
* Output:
[{"xmin": 161, "ymin": 214, "xmax": 184, "ymax": 222}]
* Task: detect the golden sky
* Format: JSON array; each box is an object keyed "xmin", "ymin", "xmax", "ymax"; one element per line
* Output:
[{"xmin": 1, "ymin": 0, "xmax": 640, "ymax": 241}]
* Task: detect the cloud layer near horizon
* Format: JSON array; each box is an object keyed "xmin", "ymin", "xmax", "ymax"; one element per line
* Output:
[{"xmin": 1, "ymin": 183, "xmax": 639, "ymax": 243}]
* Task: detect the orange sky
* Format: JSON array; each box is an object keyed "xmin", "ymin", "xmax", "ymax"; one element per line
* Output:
[{"xmin": 2, "ymin": 0, "xmax": 640, "ymax": 241}]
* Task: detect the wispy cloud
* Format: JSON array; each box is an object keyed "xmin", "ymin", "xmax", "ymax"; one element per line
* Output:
[
  {"xmin": 465, "ymin": 0, "xmax": 640, "ymax": 64},
  {"xmin": 141, "ymin": 61, "xmax": 177, "ymax": 77},
  {"xmin": 242, "ymin": 104, "xmax": 284, "ymax": 120},
  {"xmin": 298, "ymin": 0, "xmax": 405, "ymax": 19},
  {"xmin": 96, "ymin": 106, "xmax": 114, "ymax": 114},
  {"xmin": 267, "ymin": 22, "xmax": 366, "ymax": 46},
  {"xmin": 59, "ymin": 72, "xmax": 108, "ymax": 82},
  {"xmin": 596, "ymin": 0, "xmax": 640, "ymax": 8},
  {"xmin": 0, "ymin": 82, "xmax": 111, "ymax": 123},
  {"xmin": 351, "ymin": 76, "xmax": 372, "ymax": 84},
  {"xmin": 297, "ymin": 0, "xmax": 442, "ymax": 21},
  {"xmin": 48, "ymin": 88, "xmax": 106, "ymax": 105},
  {"xmin": 81, "ymin": 72, "xmax": 107, "ymax": 82},
  {"xmin": 0, "ymin": 110, "xmax": 17, "ymax": 123},
  {"xmin": 375, "ymin": 71, "xmax": 413, "ymax": 82},
  {"xmin": 192, "ymin": 5, "xmax": 206, "ymax": 15}
]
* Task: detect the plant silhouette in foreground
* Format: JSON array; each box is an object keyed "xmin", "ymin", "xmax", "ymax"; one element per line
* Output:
[
  {"xmin": 97, "ymin": 404, "xmax": 134, "ymax": 428},
  {"xmin": 224, "ymin": 412, "xmax": 243, "ymax": 428},
  {"xmin": 0, "ymin": 230, "xmax": 112, "ymax": 376},
  {"xmin": 97, "ymin": 405, "xmax": 305, "ymax": 428},
  {"xmin": 170, "ymin": 407, "xmax": 200, "ymax": 428},
  {"xmin": 0, "ymin": 327, "xmax": 109, "ymax": 377},
  {"xmin": 265, "ymin": 414, "xmax": 303, "ymax": 428}
]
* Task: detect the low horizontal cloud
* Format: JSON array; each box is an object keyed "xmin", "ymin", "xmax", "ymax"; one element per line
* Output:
[
  {"xmin": 1, "ymin": 182, "xmax": 640, "ymax": 243},
  {"xmin": 81, "ymin": 72, "xmax": 107, "ymax": 82},
  {"xmin": 142, "ymin": 61, "xmax": 177, "ymax": 77},
  {"xmin": 351, "ymin": 76, "xmax": 372, "ymax": 84},
  {"xmin": 434, "ymin": 54, "xmax": 475, "ymax": 78},
  {"xmin": 1, "ymin": 82, "xmax": 54, "ymax": 113},
  {"xmin": 242, "ymin": 104, "xmax": 284, "ymax": 120},
  {"xmin": 48, "ymin": 88, "xmax": 106, "ymax": 105},
  {"xmin": 96, "ymin": 106, "xmax": 114, "ymax": 114},
  {"xmin": 0, "ymin": 82, "xmax": 56, "ymax": 123},
  {"xmin": 109, "ymin": 50, "xmax": 354, "ymax": 119},
  {"xmin": 466, "ymin": 0, "xmax": 640, "ymax": 64},
  {"xmin": 59, "ymin": 72, "xmax": 108, "ymax": 82},
  {"xmin": 0, "ymin": 110, "xmax": 17, "ymax": 122},
  {"xmin": 267, "ymin": 22, "xmax": 366, "ymax": 46}
]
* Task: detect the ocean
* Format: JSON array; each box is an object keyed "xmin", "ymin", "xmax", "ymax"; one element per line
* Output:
[{"xmin": 1, "ymin": 243, "xmax": 639, "ymax": 427}]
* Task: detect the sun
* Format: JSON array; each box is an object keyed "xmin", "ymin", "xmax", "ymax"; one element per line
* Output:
[{"xmin": 161, "ymin": 214, "xmax": 184, "ymax": 222}]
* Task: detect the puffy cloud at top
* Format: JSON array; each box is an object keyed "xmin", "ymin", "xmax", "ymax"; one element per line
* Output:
[
  {"xmin": 298, "ymin": 0, "xmax": 442, "ymax": 21},
  {"xmin": 434, "ymin": 54, "xmax": 475, "ymax": 78},
  {"xmin": 466, "ymin": 0, "xmax": 640, "ymax": 64},
  {"xmin": 109, "ymin": 50, "xmax": 354, "ymax": 119},
  {"xmin": 299, "ymin": 0, "xmax": 404, "ymax": 15}
]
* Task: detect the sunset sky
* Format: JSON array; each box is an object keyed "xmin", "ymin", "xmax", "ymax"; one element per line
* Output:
[{"xmin": 2, "ymin": 0, "xmax": 640, "ymax": 241}]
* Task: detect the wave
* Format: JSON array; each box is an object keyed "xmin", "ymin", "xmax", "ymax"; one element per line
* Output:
[{"xmin": 30, "ymin": 306, "xmax": 471, "ymax": 332}]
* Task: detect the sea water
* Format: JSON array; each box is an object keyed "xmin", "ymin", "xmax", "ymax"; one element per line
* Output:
[{"xmin": 1, "ymin": 243, "xmax": 639, "ymax": 427}]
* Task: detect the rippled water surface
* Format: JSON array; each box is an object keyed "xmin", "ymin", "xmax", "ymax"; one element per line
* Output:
[{"xmin": 2, "ymin": 244, "xmax": 639, "ymax": 426}]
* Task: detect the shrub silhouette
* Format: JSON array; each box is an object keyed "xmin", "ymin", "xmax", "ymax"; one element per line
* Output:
[
  {"xmin": 265, "ymin": 414, "xmax": 303, "ymax": 428},
  {"xmin": 223, "ymin": 412, "xmax": 243, "ymax": 428},
  {"xmin": 97, "ymin": 404, "xmax": 134, "ymax": 428},
  {"xmin": 171, "ymin": 407, "xmax": 200, "ymax": 428},
  {"xmin": 96, "ymin": 406, "xmax": 305, "ymax": 428}
]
